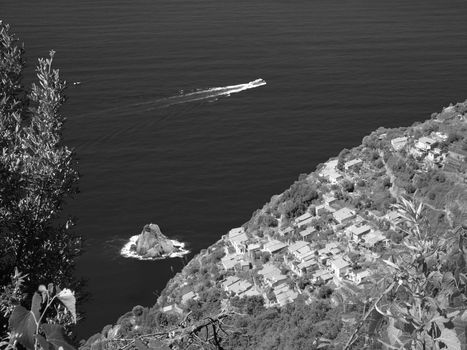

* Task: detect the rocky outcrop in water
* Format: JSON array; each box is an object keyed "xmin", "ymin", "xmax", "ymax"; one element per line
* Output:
[{"xmin": 134, "ymin": 224, "xmax": 175, "ymax": 258}]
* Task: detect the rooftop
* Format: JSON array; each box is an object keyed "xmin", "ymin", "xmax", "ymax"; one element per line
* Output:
[
  {"xmin": 263, "ymin": 240, "xmax": 288, "ymax": 253},
  {"xmin": 333, "ymin": 207, "xmax": 355, "ymax": 223},
  {"xmin": 288, "ymin": 241, "xmax": 309, "ymax": 254}
]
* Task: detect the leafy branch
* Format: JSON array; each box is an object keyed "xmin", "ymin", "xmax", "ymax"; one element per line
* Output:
[{"xmin": 2, "ymin": 283, "xmax": 76, "ymax": 350}]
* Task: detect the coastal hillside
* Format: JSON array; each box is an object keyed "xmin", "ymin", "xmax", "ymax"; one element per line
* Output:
[{"xmin": 82, "ymin": 102, "xmax": 467, "ymax": 349}]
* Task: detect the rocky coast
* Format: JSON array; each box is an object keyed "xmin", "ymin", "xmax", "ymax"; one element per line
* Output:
[{"xmin": 120, "ymin": 223, "xmax": 189, "ymax": 260}]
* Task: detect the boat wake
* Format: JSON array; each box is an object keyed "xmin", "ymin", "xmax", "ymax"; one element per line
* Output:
[
  {"xmin": 77, "ymin": 78, "xmax": 266, "ymax": 150},
  {"xmin": 134, "ymin": 78, "xmax": 267, "ymax": 110},
  {"xmin": 120, "ymin": 235, "xmax": 190, "ymax": 261}
]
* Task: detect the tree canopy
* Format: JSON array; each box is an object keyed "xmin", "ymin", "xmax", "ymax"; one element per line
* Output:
[{"xmin": 0, "ymin": 21, "xmax": 80, "ymax": 334}]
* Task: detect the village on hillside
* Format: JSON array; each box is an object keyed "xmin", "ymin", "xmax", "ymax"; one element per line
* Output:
[{"xmin": 158, "ymin": 105, "xmax": 467, "ymax": 322}]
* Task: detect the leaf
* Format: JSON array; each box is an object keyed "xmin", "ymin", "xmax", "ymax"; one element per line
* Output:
[
  {"xmin": 403, "ymin": 241, "xmax": 420, "ymax": 252},
  {"xmin": 42, "ymin": 324, "xmax": 75, "ymax": 350},
  {"xmin": 377, "ymin": 339, "xmax": 400, "ymax": 349},
  {"xmin": 437, "ymin": 328, "xmax": 461, "ymax": 350},
  {"xmin": 134, "ymin": 338, "xmax": 150, "ymax": 350},
  {"xmin": 57, "ymin": 289, "xmax": 76, "ymax": 323},
  {"xmin": 36, "ymin": 334, "xmax": 53, "ymax": 350},
  {"xmin": 8, "ymin": 305, "xmax": 37, "ymax": 350},
  {"xmin": 383, "ymin": 259, "xmax": 399, "ymax": 270},
  {"xmin": 31, "ymin": 292, "xmax": 42, "ymax": 320},
  {"xmin": 453, "ymin": 313, "xmax": 467, "ymax": 349},
  {"xmin": 387, "ymin": 317, "xmax": 403, "ymax": 347}
]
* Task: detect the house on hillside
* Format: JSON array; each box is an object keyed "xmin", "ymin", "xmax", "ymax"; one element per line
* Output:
[
  {"xmin": 444, "ymin": 150, "xmax": 467, "ymax": 173},
  {"xmin": 222, "ymin": 276, "xmax": 255, "ymax": 296},
  {"xmin": 247, "ymin": 243, "xmax": 261, "ymax": 252},
  {"xmin": 236, "ymin": 260, "xmax": 251, "ymax": 271},
  {"xmin": 363, "ymin": 230, "xmax": 387, "ymax": 248},
  {"xmin": 391, "ymin": 136, "xmax": 408, "ymax": 152},
  {"xmin": 263, "ymin": 240, "xmax": 288, "ymax": 254},
  {"xmin": 300, "ymin": 226, "xmax": 316, "ymax": 241},
  {"xmin": 181, "ymin": 291, "xmax": 198, "ymax": 305},
  {"xmin": 333, "ymin": 207, "xmax": 356, "ymax": 225},
  {"xmin": 161, "ymin": 304, "xmax": 183, "ymax": 314},
  {"xmin": 330, "ymin": 257, "xmax": 350, "ymax": 279},
  {"xmin": 228, "ymin": 280, "xmax": 253, "ymax": 296},
  {"xmin": 344, "ymin": 158, "xmax": 363, "ymax": 171},
  {"xmin": 348, "ymin": 224, "xmax": 372, "ymax": 243},
  {"xmin": 228, "ymin": 227, "xmax": 249, "ymax": 254},
  {"xmin": 278, "ymin": 226, "xmax": 294, "ymax": 236},
  {"xmin": 349, "ymin": 270, "xmax": 371, "ymax": 284},
  {"xmin": 295, "ymin": 259, "xmax": 318, "ymax": 276},
  {"xmin": 323, "ymin": 193, "xmax": 338, "ymax": 207},
  {"xmin": 221, "ymin": 253, "xmax": 243, "ymax": 270},
  {"xmin": 320, "ymin": 159, "xmax": 344, "ymax": 184},
  {"xmin": 312, "ymin": 269, "xmax": 334, "ymax": 284},
  {"xmin": 295, "ymin": 212, "xmax": 314, "ymax": 228},
  {"xmin": 222, "ymin": 276, "xmax": 241, "ymax": 291},
  {"xmin": 288, "ymin": 241, "xmax": 309, "ymax": 255},
  {"xmin": 259, "ymin": 263, "xmax": 288, "ymax": 287},
  {"xmin": 294, "ymin": 246, "xmax": 314, "ymax": 262},
  {"xmin": 274, "ymin": 284, "xmax": 298, "ymax": 306},
  {"xmin": 426, "ymin": 147, "xmax": 444, "ymax": 165},
  {"xmin": 415, "ymin": 136, "xmax": 437, "ymax": 152}
]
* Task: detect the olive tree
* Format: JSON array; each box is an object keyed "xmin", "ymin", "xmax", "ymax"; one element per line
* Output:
[{"xmin": 0, "ymin": 21, "xmax": 81, "ymax": 333}]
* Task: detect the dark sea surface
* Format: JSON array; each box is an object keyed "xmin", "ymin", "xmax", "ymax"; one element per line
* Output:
[{"xmin": 3, "ymin": 0, "xmax": 467, "ymax": 340}]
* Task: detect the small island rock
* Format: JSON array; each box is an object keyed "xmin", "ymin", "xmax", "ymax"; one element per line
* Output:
[{"xmin": 135, "ymin": 224, "xmax": 175, "ymax": 258}]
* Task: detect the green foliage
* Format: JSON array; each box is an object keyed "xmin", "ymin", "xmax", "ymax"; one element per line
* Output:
[
  {"xmin": 0, "ymin": 269, "xmax": 26, "ymax": 321},
  {"xmin": 223, "ymin": 299, "xmax": 342, "ymax": 349},
  {"xmin": 3, "ymin": 284, "xmax": 76, "ymax": 350},
  {"xmin": 0, "ymin": 21, "xmax": 80, "ymax": 342},
  {"xmin": 0, "ymin": 20, "xmax": 81, "ymax": 332},
  {"xmin": 277, "ymin": 179, "xmax": 319, "ymax": 219},
  {"xmin": 341, "ymin": 198, "xmax": 467, "ymax": 349}
]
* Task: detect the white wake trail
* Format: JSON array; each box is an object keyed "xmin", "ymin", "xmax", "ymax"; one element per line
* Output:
[{"xmin": 136, "ymin": 78, "xmax": 267, "ymax": 109}]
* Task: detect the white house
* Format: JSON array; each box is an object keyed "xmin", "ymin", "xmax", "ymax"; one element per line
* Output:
[
  {"xmin": 330, "ymin": 257, "xmax": 351, "ymax": 279},
  {"xmin": 274, "ymin": 285, "xmax": 298, "ymax": 306},
  {"xmin": 228, "ymin": 227, "xmax": 249, "ymax": 254},
  {"xmin": 263, "ymin": 240, "xmax": 288, "ymax": 254},
  {"xmin": 349, "ymin": 270, "xmax": 371, "ymax": 284},
  {"xmin": 344, "ymin": 158, "xmax": 363, "ymax": 171},
  {"xmin": 323, "ymin": 193, "xmax": 338, "ymax": 206},
  {"xmin": 363, "ymin": 230, "xmax": 387, "ymax": 247},
  {"xmin": 181, "ymin": 291, "xmax": 198, "ymax": 305},
  {"xmin": 222, "ymin": 276, "xmax": 240, "ymax": 291},
  {"xmin": 320, "ymin": 159, "xmax": 343, "ymax": 184},
  {"xmin": 415, "ymin": 136, "xmax": 437, "ymax": 151},
  {"xmin": 333, "ymin": 207, "xmax": 356, "ymax": 225},
  {"xmin": 259, "ymin": 263, "xmax": 288, "ymax": 287},
  {"xmin": 228, "ymin": 280, "xmax": 253, "ymax": 295},
  {"xmin": 288, "ymin": 241, "xmax": 308, "ymax": 254},
  {"xmin": 391, "ymin": 136, "xmax": 408, "ymax": 151},
  {"xmin": 278, "ymin": 226, "xmax": 294, "ymax": 236},
  {"xmin": 161, "ymin": 304, "xmax": 183, "ymax": 314},
  {"xmin": 221, "ymin": 253, "xmax": 243, "ymax": 270},
  {"xmin": 300, "ymin": 226, "xmax": 316, "ymax": 241},
  {"xmin": 295, "ymin": 259, "xmax": 318, "ymax": 275},
  {"xmin": 348, "ymin": 224, "xmax": 372, "ymax": 242}
]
